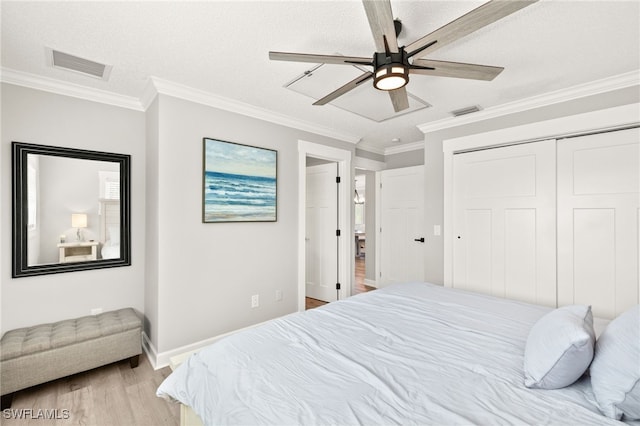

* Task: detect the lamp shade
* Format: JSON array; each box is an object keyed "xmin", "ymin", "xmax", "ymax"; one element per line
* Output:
[{"xmin": 71, "ymin": 213, "xmax": 87, "ymax": 228}]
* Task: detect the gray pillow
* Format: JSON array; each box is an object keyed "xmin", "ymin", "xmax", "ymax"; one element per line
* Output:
[
  {"xmin": 523, "ymin": 305, "xmax": 595, "ymax": 389},
  {"xmin": 590, "ymin": 305, "xmax": 640, "ymax": 420}
]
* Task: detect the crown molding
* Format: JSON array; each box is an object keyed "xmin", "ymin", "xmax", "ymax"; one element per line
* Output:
[
  {"xmin": 357, "ymin": 139, "xmax": 425, "ymax": 156},
  {"xmin": 384, "ymin": 140, "xmax": 425, "ymax": 155},
  {"xmin": 140, "ymin": 78, "xmax": 159, "ymax": 111},
  {"xmin": 0, "ymin": 67, "xmax": 144, "ymax": 111},
  {"xmin": 355, "ymin": 143, "xmax": 385, "ymax": 156},
  {"xmin": 145, "ymin": 77, "xmax": 362, "ymax": 145},
  {"xmin": 1, "ymin": 68, "xmax": 362, "ymax": 144},
  {"xmin": 418, "ymin": 70, "xmax": 640, "ymax": 134}
]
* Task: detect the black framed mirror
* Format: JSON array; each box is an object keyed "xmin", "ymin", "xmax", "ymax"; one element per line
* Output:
[{"xmin": 12, "ymin": 142, "xmax": 131, "ymax": 277}]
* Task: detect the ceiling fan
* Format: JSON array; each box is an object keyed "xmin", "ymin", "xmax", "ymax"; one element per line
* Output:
[{"xmin": 269, "ymin": 0, "xmax": 537, "ymax": 113}]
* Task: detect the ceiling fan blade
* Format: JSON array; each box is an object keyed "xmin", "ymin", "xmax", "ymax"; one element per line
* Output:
[
  {"xmin": 411, "ymin": 59, "xmax": 503, "ymax": 81},
  {"xmin": 388, "ymin": 87, "xmax": 410, "ymax": 112},
  {"xmin": 362, "ymin": 0, "xmax": 399, "ymax": 53},
  {"xmin": 313, "ymin": 72, "xmax": 374, "ymax": 106},
  {"xmin": 406, "ymin": 0, "xmax": 538, "ymax": 59},
  {"xmin": 269, "ymin": 51, "xmax": 371, "ymax": 66}
]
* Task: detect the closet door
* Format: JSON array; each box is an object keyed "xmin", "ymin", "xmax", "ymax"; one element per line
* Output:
[
  {"xmin": 557, "ymin": 128, "xmax": 639, "ymax": 318},
  {"xmin": 452, "ymin": 140, "xmax": 556, "ymax": 306}
]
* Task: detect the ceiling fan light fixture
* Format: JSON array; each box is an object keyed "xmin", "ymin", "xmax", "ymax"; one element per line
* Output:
[{"xmin": 373, "ymin": 64, "xmax": 409, "ymax": 91}]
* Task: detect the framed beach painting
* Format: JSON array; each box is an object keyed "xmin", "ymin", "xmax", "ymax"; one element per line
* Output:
[{"xmin": 203, "ymin": 138, "xmax": 277, "ymax": 223}]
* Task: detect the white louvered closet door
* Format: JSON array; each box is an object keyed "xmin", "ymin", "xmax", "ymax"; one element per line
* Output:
[
  {"xmin": 557, "ymin": 127, "xmax": 640, "ymax": 318},
  {"xmin": 452, "ymin": 139, "xmax": 557, "ymax": 307}
]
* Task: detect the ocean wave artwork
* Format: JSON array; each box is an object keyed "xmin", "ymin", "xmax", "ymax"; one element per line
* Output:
[{"xmin": 203, "ymin": 138, "xmax": 277, "ymax": 222}]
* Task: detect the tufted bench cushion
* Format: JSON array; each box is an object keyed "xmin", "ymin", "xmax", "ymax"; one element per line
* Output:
[
  {"xmin": 1, "ymin": 308, "xmax": 141, "ymax": 408},
  {"xmin": 1, "ymin": 309, "xmax": 141, "ymax": 362}
]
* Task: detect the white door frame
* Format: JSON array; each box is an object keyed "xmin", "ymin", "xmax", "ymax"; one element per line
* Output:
[
  {"xmin": 442, "ymin": 103, "xmax": 640, "ymax": 286},
  {"xmin": 298, "ymin": 140, "xmax": 352, "ymax": 311}
]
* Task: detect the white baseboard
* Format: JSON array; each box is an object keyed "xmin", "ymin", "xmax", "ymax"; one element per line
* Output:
[
  {"xmin": 143, "ymin": 320, "xmax": 272, "ymax": 370},
  {"xmin": 364, "ymin": 279, "xmax": 378, "ymax": 288},
  {"xmin": 141, "ymin": 332, "xmax": 160, "ymax": 370}
]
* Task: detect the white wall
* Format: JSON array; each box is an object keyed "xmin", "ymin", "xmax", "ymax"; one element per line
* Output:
[
  {"xmin": 146, "ymin": 94, "xmax": 354, "ymax": 355},
  {"xmin": 385, "ymin": 148, "xmax": 425, "ymax": 169},
  {"xmin": 144, "ymin": 97, "xmax": 160, "ymax": 347},
  {"xmin": 1, "ymin": 82, "xmax": 355, "ymax": 361},
  {"xmin": 354, "ymin": 148, "xmax": 384, "ymax": 163},
  {"xmin": 1, "ymin": 83, "xmax": 146, "ymax": 332}
]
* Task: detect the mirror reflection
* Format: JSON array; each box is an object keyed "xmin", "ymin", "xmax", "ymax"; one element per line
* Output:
[
  {"xmin": 26, "ymin": 154, "xmax": 121, "ymax": 266},
  {"xmin": 12, "ymin": 142, "xmax": 130, "ymax": 278}
]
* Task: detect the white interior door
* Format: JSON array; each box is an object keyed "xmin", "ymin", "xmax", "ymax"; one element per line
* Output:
[
  {"xmin": 306, "ymin": 163, "xmax": 338, "ymax": 302},
  {"xmin": 380, "ymin": 166, "xmax": 425, "ymax": 286},
  {"xmin": 557, "ymin": 127, "xmax": 639, "ymax": 318},
  {"xmin": 452, "ymin": 140, "xmax": 557, "ymax": 306}
]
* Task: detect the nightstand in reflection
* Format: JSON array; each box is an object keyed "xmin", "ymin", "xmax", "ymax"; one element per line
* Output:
[{"xmin": 57, "ymin": 241, "xmax": 98, "ymax": 263}]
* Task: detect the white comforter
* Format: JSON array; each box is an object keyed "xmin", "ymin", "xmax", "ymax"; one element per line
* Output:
[
  {"xmin": 157, "ymin": 282, "xmax": 624, "ymax": 425},
  {"xmin": 100, "ymin": 241, "xmax": 119, "ymax": 259}
]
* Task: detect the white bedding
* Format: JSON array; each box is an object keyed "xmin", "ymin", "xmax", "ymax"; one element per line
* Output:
[
  {"xmin": 157, "ymin": 282, "xmax": 627, "ymax": 425},
  {"xmin": 100, "ymin": 241, "xmax": 119, "ymax": 259}
]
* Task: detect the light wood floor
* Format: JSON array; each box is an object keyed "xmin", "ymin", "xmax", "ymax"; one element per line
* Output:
[
  {"xmin": 305, "ymin": 256, "xmax": 374, "ymax": 310},
  {"xmin": 2, "ymin": 354, "xmax": 179, "ymax": 426},
  {"xmin": 354, "ymin": 255, "xmax": 376, "ymax": 295}
]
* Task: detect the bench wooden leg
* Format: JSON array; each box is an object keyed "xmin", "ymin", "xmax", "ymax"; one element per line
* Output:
[
  {"xmin": 129, "ymin": 354, "xmax": 140, "ymax": 368},
  {"xmin": 1, "ymin": 393, "xmax": 13, "ymax": 410}
]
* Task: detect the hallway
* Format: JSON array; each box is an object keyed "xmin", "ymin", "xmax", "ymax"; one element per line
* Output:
[
  {"xmin": 306, "ymin": 256, "xmax": 374, "ymax": 309},
  {"xmin": 353, "ymin": 256, "xmax": 375, "ymax": 295}
]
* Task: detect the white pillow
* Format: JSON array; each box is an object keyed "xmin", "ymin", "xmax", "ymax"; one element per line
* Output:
[
  {"xmin": 107, "ymin": 226, "xmax": 120, "ymax": 245},
  {"xmin": 523, "ymin": 305, "xmax": 595, "ymax": 389},
  {"xmin": 590, "ymin": 305, "xmax": 640, "ymax": 420}
]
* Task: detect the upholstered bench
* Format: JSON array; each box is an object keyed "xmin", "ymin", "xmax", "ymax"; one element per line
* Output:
[{"xmin": 0, "ymin": 308, "xmax": 142, "ymax": 409}]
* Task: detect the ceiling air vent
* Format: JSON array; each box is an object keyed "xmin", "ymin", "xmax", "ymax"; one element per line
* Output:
[
  {"xmin": 47, "ymin": 48, "xmax": 112, "ymax": 80},
  {"xmin": 451, "ymin": 105, "xmax": 482, "ymax": 117}
]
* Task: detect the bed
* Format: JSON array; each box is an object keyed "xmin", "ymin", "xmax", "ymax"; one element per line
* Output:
[
  {"xmin": 98, "ymin": 199, "xmax": 120, "ymax": 259},
  {"xmin": 157, "ymin": 282, "xmax": 639, "ymax": 425}
]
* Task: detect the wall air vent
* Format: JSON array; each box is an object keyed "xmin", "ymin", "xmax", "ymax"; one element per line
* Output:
[
  {"xmin": 451, "ymin": 105, "xmax": 482, "ymax": 117},
  {"xmin": 47, "ymin": 47, "xmax": 112, "ymax": 80}
]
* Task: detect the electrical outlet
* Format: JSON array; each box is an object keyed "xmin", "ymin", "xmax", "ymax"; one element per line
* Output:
[
  {"xmin": 251, "ymin": 294, "xmax": 260, "ymax": 308},
  {"xmin": 433, "ymin": 225, "xmax": 441, "ymax": 236},
  {"xmin": 275, "ymin": 290, "xmax": 283, "ymax": 301},
  {"xmin": 91, "ymin": 308, "xmax": 103, "ymax": 315}
]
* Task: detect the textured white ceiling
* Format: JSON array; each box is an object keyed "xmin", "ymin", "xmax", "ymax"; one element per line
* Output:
[{"xmin": 2, "ymin": 1, "xmax": 639, "ymax": 153}]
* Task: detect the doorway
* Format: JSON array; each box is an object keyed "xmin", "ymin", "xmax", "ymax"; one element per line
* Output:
[
  {"xmin": 354, "ymin": 172, "xmax": 376, "ymax": 295},
  {"xmin": 379, "ymin": 165, "xmax": 426, "ymax": 286},
  {"xmin": 305, "ymin": 161, "xmax": 339, "ymax": 305},
  {"xmin": 297, "ymin": 141, "xmax": 352, "ymax": 311}
]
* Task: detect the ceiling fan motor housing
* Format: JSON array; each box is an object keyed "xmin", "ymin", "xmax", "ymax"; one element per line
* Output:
[{"xmin": 373, "ymin": 49, "xmax": 409, "ymax": 91}]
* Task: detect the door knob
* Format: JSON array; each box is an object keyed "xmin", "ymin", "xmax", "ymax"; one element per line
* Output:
[{"xmin": 414, "ymin": 237, "xmax": 425, "ymax": 243}]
